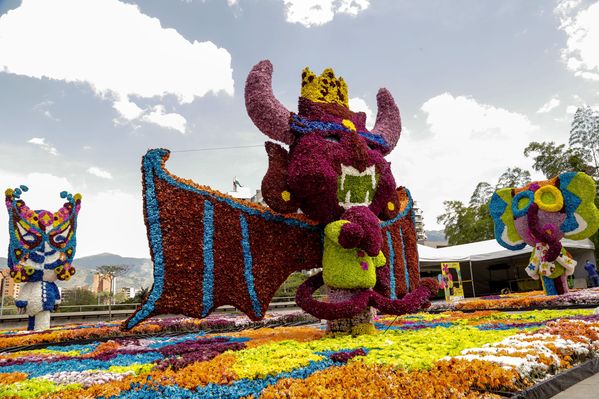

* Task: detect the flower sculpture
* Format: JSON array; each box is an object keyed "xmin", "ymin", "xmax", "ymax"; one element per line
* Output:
[
  {"xmin": 489, "ymin": 172, "xmax": 599, "ymax": 296},
  {"xmin": 4, "ymin": 186, "xmax": 80, "ymax": 330},
  {"xmin": 247, "ymin": 60, "xmax": 437, "ymax": 333},
  {"xmin": 123, "ymin": 60, "xmax": 436, "ymax": 334}
]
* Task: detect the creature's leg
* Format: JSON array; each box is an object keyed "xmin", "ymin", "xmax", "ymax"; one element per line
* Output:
[
  {"xmin": 541, "ymin": 276, "xmax": 558, "ymax": 296},
  {"xmin": 34, "ymin": 311, "xmax": 51, "ymax": 330},
  {"xmin": 554, "ymin": 274, "xmax": 568, "ymax": 295},
  {"xmin": 27, "ymin": 316, "xmax": 35, "ymax": 331}
]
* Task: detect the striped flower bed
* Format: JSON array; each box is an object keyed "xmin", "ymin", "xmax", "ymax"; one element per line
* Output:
[
  {"xmin": 429, "ymin": 287, "xmax": 599, "ymax": 312},
  {"xmin": 0, "ymin": 309, "xmax": 597, "ymax": 398}
]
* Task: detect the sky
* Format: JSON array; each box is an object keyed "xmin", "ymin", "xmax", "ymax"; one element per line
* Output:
[{"xmin": 1, "ymin": 0, "xmax": 599, "ymax": 258}]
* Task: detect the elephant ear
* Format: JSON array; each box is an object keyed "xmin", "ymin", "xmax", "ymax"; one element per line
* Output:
[
  {"xmin": 489, "ymin": 188, "xmax": 526, "ymax": 250},
  {"xmin": 559, "ymin": 171, "xmax": 599, "ymax": 240}
]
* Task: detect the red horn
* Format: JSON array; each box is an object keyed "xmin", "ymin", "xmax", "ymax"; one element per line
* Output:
[
  {"xmin": 244, "ymin": 60, "xmax": 293, "ymax": 144},
  {"xmin": 371, "ymin": 88, "xmax": 401, "ymax": 154}
]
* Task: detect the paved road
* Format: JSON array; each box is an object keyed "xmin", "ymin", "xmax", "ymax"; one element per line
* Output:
[{"xmin": 551, "ymin": 372, "xmax": 599, "ymax": 398}]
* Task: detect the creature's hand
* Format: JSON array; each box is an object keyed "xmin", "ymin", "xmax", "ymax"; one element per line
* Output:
[
  {"xmin": 53, "ymin": 304, "xmax": 60, "ymax": 311},
  {"xmin": 10, "ymin": 265, "xmax": 35, "ymax": 283},
  {"xmin": 341, "ymin": 207, "xmax": 382, "ymax": 256},
  {"xmin": 17, "ymin": 307, "xmax": 26, "ymax": 315},
  {"xmin": 338, "ymin": 222, "xmax": 364, "ymax": 249}
]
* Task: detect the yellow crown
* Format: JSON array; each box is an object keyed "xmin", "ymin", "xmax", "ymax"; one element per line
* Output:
[{"xmin": 301, "ymin": 67, "xmax": 348, "ymax": 108}]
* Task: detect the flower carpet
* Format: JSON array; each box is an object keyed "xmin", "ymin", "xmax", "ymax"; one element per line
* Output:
[
  {"xmin": 0, "ymin": 309, "xmax": 598, "ymax": 398},
  {"xmin": 429, "ymin": 287, "xmax": 599, "ymax": 312}
]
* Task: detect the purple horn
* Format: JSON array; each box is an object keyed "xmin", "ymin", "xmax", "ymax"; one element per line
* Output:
[
  {"xmin": 244, "ymin": 60, "xmax": 293, "ymax": 144},
  {"xmin": 371, "ymin": 88, "xmax": 401, "ymax": 154}
]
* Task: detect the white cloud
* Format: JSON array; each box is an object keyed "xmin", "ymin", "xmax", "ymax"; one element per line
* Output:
[
  {"xmin": 537, "ymin": 96, "xmax": 561, "ymax": 113},
  {"xmin": 0, "ymin": 170, "xmax": 149, "ymax": 258},
  {"xmin": 283, "ymin": 0, "xmax": 369, "ymax": 27},
  {"xmin": 349, "ymin": 97, "xmax": 374, "ymax": 129},
  {"xmin": 0, "ymin": 0, "xmax": 234, "ymax": 131},
  {"xmin": 87, "ymin": 167, "xmax": 113, "ymax": 180},
  {"xmin": 0, "ymin": 172, "xmax": 74, "ymax": 211},
  {"xmin": 141, "ymin": 105, "xmax": 188, "ymax": 134},
  {"xmin": 388, "ymin": 93, "xmax": 540, "ymax": 230},
  {"xmin": 555, "ymin": 1, "xmax": 599, "ymax": 81},
  {"xmin": 27, "ymin": 137, "xmax": 59, "ymax": 156},
  {"xmin": 113, "ymin": 98, "xmax": 144, "ymax": 121},
  {"xmin": 76, "ymin": 190, "xmax": 148, "ymax": 258},
  {"xmin": 566, "ymin": 105, "xmax": 578, "ymax": 114}
]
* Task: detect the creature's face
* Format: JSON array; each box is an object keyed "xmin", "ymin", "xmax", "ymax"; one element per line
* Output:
[
  {"xmin": 246, "ymin": 61, "xmax": 402, "ymax": 223},
  {"xmin": 490, "ymin": 172, "xmax": 599, "ymax": 261},
  {"xmin": 286, "ymin": 126, "xmax": 396, "ymax": 224},
  {"xmin": 5, "ymin": 187, "xmax": 80, "ymax": 283}
]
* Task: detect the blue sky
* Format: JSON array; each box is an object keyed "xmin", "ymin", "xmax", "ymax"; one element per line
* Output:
[{"xmin": 1, "ymin": 0, "xmax": 598, "ymax": 257}]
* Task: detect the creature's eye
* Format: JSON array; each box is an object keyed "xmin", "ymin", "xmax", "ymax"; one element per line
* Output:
[
  {"xmin": 324, "ymin": 134, "xmax": 341, "ymax": 143},
  {"xmin": 511, "ymin": 190, "xmax": 534, "ymax": 218},
  {"xmin": 49, "ymin": 221, "xmax": 72, "ymax": 249},
  {"xmin": 534, "ymin": 185, "xmax": 563, "ymax": 212},
  {"xmin": 367, "ymin": 142, "xmax": 378, "ymax": 150}
]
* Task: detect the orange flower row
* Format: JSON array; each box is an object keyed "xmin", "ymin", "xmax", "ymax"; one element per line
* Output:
[
  {"xmin": 260, "ymin": 359, "xmax": 522, "ymax": 399},
  {"xmin": 0, "ymin": 372, "xmax": 28, "ymax": 385},
  {"xmin": 228, "ymin": 327, "xmax": 325, "ymax": 348},
  {"xmin": 41, "ymin": 354, "xmax": 238, "ymax": 399}
]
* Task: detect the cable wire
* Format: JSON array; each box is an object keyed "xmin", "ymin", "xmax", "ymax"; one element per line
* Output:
[{"xmin": 171, "ymin": 144, "xmax": 264, "ymax": 153}]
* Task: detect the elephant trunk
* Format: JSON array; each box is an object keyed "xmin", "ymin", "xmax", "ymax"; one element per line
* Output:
[{"xmin": 527, "ymin": 203, "xmax": 562, "ymax": 262}]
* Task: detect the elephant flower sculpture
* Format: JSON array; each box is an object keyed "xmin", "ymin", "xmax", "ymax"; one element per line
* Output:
[
  {"xmin": 489, "ymin": 172, "xmax": 599, "ymax": 296},
  {"xmin": 5, "ymin": 186, "xmax": 81, "ymax": 330},
  {"xmin": 123, "ymin": 60, "xmax": 437, "ymax": 334}
]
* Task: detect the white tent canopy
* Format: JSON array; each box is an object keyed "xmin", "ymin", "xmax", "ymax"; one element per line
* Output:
[{"xmin": 418, "ymin": 238, "xmax": 595, "ymax": 263}]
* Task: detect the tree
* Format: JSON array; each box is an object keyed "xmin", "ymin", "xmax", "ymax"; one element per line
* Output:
[
  {"xmin": 127, "ymin": 286, "xmax": 150, "ymax": 304},
  {"xmin": 570, "ymin": 106, "xmax": 599, "ymax": 176},
  {"xmin": 62, "ymin": 288, "xmax": 97, "ymax": 307},
  {"xmin": 469, "ymin": 182, "xmax": 494, "ymax": 207},
  {"xmin": 523, "ymin": 141, "xmax": 590, "ymax": 178},
  {"xmin": 438, "ymin": 166, "xmax": 530, "ymax": 246},
  {"xmin": 96, "ymin": 265, "xmax": 129, "ymax": 319},
  {"xmin": 437, "ymin": 199, "xmax": 494, "ymax": 246},
  {"xmin": 275, "ymin": 272, "xmax": 308, "ymax": 297},
  {"xmin": 496, "ymin": 167, "xmax": 531, "ymax": 189}
]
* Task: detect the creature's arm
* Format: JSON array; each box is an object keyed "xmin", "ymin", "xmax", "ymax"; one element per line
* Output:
[
  {"xmin": 555, "ymin": 248, "xmax": 577, "ymax": 275},
  {"xmin": 15, "ymin": 300, "xmax": 28, "ymax": 309},
  {"xmin": 325, "ymin": 220, "xmax": 352, "ymax": 243},
  {"xmin": 338, "ymin": 207, "xmax": 382, "ymax": 256},
  {"xmin": 374, "ymin": 251, "xmax": 386, "ymax": 268}
]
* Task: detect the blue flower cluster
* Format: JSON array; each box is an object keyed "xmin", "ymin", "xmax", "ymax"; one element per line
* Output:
[
  {"xmin": 0, "ymin": 352, "xmax": 164, "ymax": 378},
  {"xmin": 290, "ymin": 115, "xmax": 389, "ymax": 148},
  {"xmin": 112, "ymin": 358, "xmax": 337, "ymax": 399},
  {"xmin": 240, "ymin": 214, "xmax": 262, "ymax": 318}
]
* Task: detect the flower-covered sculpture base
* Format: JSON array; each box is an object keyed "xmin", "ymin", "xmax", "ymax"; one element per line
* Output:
[{"xmin": 326, "ymin": 288, "xmax": 376, "ymax": 335}]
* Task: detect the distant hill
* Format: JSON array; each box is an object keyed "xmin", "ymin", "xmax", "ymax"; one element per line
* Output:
[
  {"xmin": 0, "ymin": 254, "xmax": 153, "ymax": 291},
  {"xmin": 425, "ymin": 230, "xmax": 446, "ymax": 242}
]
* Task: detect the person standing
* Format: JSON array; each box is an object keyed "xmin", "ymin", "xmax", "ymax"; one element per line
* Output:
[{"xmin": 584, "ymin": 260, "xmax": 599, "ymax": 287}]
